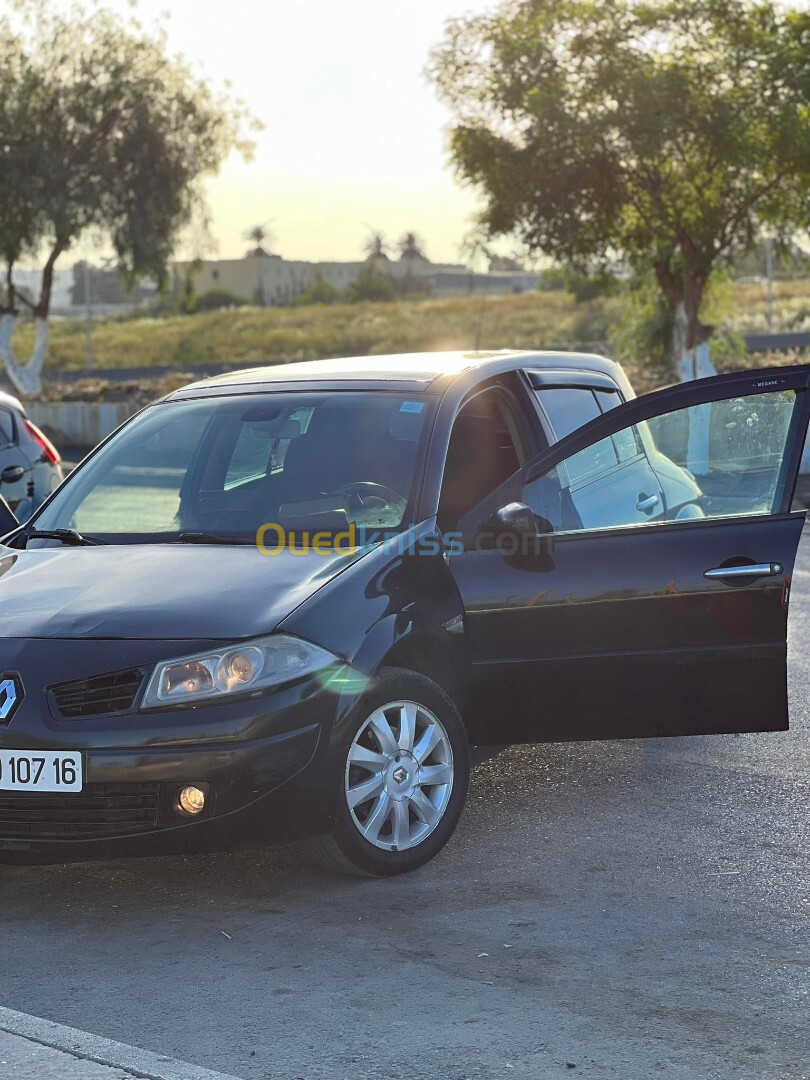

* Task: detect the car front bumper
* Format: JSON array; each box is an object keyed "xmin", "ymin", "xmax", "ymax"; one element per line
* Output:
[{"xmin": 0, "ymin": 641, "xmax": 350, "ymax": 863}]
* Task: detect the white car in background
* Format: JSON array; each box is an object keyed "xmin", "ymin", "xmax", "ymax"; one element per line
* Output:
[{"xmin": 0, "ymin": 389, "xmax": 64, "ymax": 521}]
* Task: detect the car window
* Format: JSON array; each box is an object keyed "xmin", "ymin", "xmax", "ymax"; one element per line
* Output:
[
  {"xmin": 224, "ymin": 406, "xmax": 315, "ymax": 490},
  {"xmin": 536, "ymin": 387, "xmax": 601, "ymax": 439},
  {"xmin": 612, "ymin": 424, "xmax": 642, "ymax": 463},
  {"xmin": 437, "ymin": 389, "xmax": 523, "ymax": 532},
  {"xmin": 646, "ymin": 391, "xmax": 795, "ymax": 518},
  {"xmin": 34, "ymin": 392, "xmax": 434, "ymax": 542},
  {"xmin": 223, "ymin": 423, "xmax": 277, "ymax": 490},
  {"xmin": 0, "ymin": 408, "xmax": 15, "ymax": 447},
  {"xmin": 563, "ymin": 435, "xmax": 621, "ymax": 485},
  {"xmin": 67, "ymin": 407, "xmax": 212, "ymax": 535},
  {"xmin": 526, "ymin": 389, "xmax": 799, "ymax": 536},
  {"xmin": 557, "ymin": 415, "xmax": 644, "ymax": 486},
  {"xmin": 535, "ymin": 386, "xmax": 640, "ymax": 485},
  {"xmin": 594, "ymin": 388, "xmax": 621, "ymax": 413}
]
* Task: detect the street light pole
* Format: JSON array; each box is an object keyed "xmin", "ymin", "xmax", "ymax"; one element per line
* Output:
[{"xmin": 83, "ymin": 260, "xmax": 94, "ymax": 371}]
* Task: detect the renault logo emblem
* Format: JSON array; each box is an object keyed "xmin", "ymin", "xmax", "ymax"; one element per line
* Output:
[{"xmin": 0, "ymin": 672, "xmax": 23, "ymax": 724}]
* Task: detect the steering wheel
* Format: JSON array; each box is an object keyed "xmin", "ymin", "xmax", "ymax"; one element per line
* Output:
[{"xmin": 333, "ymin": 481, "xmax": 404, "ymax": 506}]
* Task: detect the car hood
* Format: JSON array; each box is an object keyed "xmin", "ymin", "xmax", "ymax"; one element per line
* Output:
[{"xmin": 0, "ymin": 543, "xmax": 368, "ymax": 640}]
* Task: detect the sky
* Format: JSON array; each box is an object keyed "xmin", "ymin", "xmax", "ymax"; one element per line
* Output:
[{"xmin": 93, "ymin": 0, "xmax": 497, "ymax": 266}]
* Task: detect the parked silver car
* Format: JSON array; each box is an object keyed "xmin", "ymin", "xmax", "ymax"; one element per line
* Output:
[{"xmin": 0, "ymin": 390, "xmax": 63, "ymax": 521}]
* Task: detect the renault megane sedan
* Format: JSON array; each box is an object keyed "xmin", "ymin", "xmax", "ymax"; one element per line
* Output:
[{"xmin": 0, "ymin": 351, "xmax": 807, "ymax": 876}]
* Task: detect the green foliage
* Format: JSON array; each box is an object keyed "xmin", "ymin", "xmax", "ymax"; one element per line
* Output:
[
  {"xmin": 566, "ymin": 268, "xmax": 622, "ymax": 304},
  {"xmin": 429, "ymin": 0, "xmax": 810, "ymax": 363},
  {"xmin": 0, "ymin": 0, "xmax": 255, "ymax": 316},
  {"xmin": 536, "ymin": 265, "xmax": 621, "ymax": 302},
  {"xmin": 571, "ymin": 303, "xmax": 613, "ymax": 347},
  {"xmin": 535, "ymin": 267, "xmax": 568, "ymax": 293},
  {"xmin": 193, "ymin": 289, "xmax": 249, "ymax": 312},
  {"xmin": 345, "ymin": 271, "xmax": 398, "ymax": 304},
  {"xmin": 609, "ymin": 277, "xmax": 676, "ymax": 375},
  {"xmin": 609, "ymin": 268, "xmax": 746, "ymax": 373},
  {"xmin": 292, "ymin": 280, "xmax": 343, "ymax": 306},
  {"xmin": 9, "ymin": 281, "xmax": 797, "ymax": 392}
]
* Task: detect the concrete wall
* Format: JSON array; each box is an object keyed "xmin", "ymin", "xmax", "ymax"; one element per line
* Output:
[{"xmin": 26, "ymin": 401, "xmax": 138, "ymax": 449}]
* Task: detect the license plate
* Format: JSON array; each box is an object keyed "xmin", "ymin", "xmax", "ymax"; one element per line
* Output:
[{"xmin": 0, "ymin": 750, "xmax": 83, "ymax": 792}]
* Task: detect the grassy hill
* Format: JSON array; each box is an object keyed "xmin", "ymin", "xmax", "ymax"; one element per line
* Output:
[{"xmin": 10, "ymin": 278, "xmax": 810, "ymax": 399}]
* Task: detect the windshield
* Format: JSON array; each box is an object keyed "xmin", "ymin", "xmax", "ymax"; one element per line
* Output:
[{"xmin": 31, "ymin": 391, "xmax": 435, "ymax": 544}]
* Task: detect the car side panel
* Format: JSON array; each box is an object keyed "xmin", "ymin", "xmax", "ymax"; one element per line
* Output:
[
  {"xmin": 458, "ymin": 512, "xmax": 804, "ymax": 744},
  {"xmin": 279, "ymin": 522, "xmax": 469, "ymax": 711}
]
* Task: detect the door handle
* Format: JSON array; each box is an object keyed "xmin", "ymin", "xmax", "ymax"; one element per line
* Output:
[
  {"xmin": 636, "ymin": 493, "xmax": 660, "ymax": 513},
  {"xmin": 704, "ymin": 563, "xmax": 783, "ymax": 579},
  {"xmin": 0, "ymin": 465, "xmax": 25, "ymax": 485}
]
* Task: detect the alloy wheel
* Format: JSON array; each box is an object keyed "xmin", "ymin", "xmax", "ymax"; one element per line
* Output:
[{"xmin": 344, "ymin": 699, "xmax": 454, "ymax": 852}]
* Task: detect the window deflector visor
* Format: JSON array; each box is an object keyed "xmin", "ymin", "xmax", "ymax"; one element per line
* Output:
[{"xmin": 523, "ymin": 366, "xmax": 810, "ymax": 518}]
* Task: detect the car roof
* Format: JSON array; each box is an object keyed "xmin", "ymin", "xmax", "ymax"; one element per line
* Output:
[
  {"xmin": 167, "ymin": 349, "xmax": 625, "ymax": 400},
  {"xmin": 0, "ymin": 389, "xmax": 23, "ymax": 414}
]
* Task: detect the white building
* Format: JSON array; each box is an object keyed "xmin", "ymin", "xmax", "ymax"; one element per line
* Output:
[{"xmin": 173, "ymin": 251, "xmax": 539, "ymax": 306}]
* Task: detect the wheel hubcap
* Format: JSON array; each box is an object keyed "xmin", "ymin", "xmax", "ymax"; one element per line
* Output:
[{"xmin": 344, "ymin": 700, "xmax": 454, "ymax": 852}]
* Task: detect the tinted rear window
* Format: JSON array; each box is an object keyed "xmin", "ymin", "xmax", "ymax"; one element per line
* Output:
[{"xmin": 536, "ymin": 388, "xmax": 601, "ymax": 440}]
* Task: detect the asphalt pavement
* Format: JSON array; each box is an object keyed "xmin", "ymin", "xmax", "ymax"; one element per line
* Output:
[{"xmin": 0, "ymin": 537, "xmax": 808, "ymax": 1080}]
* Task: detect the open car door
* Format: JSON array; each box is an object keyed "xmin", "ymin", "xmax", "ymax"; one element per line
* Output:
[{"xmin": 452, "ymin": 365, "xmax": 810, "ymax": 744}]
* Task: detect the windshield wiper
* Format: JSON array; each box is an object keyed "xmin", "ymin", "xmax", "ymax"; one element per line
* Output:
[
  {"xmin": 170, "ymin": 532, "xmax": 255, "ymax": 546},
  {"xmin": 24, "ymin": 528, "xmax": 107, "ymax": 547}
]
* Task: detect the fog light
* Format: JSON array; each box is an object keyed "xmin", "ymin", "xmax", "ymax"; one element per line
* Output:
[{"xmin": 177, "ymin": 785, "xmax": 206, "ymax": 816}]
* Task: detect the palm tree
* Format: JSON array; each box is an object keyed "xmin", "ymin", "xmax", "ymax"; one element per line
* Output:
[
  {"xmin": 363, "ymin": 230, "xmax": 389, "ymax": 261},
  {"xmin": 399, "ymin": 231, "xmax": 427, "ymax": 262},
  {"xmin": 243, "ymin": 222, "xmax": 276, "ymax": 257}
]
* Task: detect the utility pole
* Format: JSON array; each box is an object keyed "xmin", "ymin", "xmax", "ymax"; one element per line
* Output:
[
  {"xmin": 83, "ymin": 260, "xmax": 94, "ymax": 371},
  {"xmin": 765, "ymin": 235, "xmax": 774, "ymax": 334}
]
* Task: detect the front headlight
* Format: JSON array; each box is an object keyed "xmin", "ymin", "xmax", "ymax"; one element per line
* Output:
[{"xmin": 141, "ymin": 634, "xmax": 338, "ymax": 710}]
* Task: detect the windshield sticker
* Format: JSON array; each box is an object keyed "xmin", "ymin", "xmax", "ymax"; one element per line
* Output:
[{"xmin": 399, "ymin": 401, "xmax": 425, "ymax": 413}]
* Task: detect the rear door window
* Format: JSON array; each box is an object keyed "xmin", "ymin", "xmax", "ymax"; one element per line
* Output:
[
  {"xmin": 536, "ymin": 385, "xmax": 644, "ymax": 484},
  {"xmin": 594, "ymin": 388, "xmax": 622, "ymax": 413},
  {"xmin": 535, "ymin": 388, "xmax": 602, "ymax": 440},
  {"xmin": 0, "ymin": 409, "xmax": 15, "ymax": 447}
]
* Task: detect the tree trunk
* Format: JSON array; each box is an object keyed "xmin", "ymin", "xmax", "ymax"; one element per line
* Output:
[
  {"xmin": 683, "ymin": 272, "xmax": 710, "ymax": 351},
  {"xmin": 671, "ymin": 300, "xmax": 690, "ymax": 374},
  {"xmin": 0, "ymin": 243, "xmax": 64, "ymax": 396},
  {"xmin": 0, "ymin": 314, "xmax": 49, "ymax": 396},
  {"xmin": 34, "ymin": 245, "xmax": 63, "ymax": 321},
  {"xmin": 4, "ymin": 263, "xmax": 14, "ymax": 313},
  {"xmin": 671, "ymin": 272, "xmax": 710, "ymax": 380}
]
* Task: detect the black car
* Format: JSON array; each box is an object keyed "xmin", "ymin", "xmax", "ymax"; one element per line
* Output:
[
  {"xmin": 0, "ymin": 351, "xmax": 807, "ymax": 876},
  {"xmin": 0, "ymin": 389, "xmax": 63, "ymax": 521}
]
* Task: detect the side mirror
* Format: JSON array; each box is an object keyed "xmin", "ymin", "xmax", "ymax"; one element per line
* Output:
[
  {"xmin": 488, "ymin": 502, "xmax": 538, "ymax": 542},
  {"xmin": 0, "ymin": 465, "xmax": 25, "ymax": 485},
  {"xmin": 0, "ymin": 495, "xmax": 19, "ymax": 538},
  {"xmin": 474, "ymin": 501, "xmax": 553, "ymax": 556},
  {"xmin": 481, "ymin": 502, "xmax": 555, "ymax": 567}
]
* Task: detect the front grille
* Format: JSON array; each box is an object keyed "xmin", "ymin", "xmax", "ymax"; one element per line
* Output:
[
  {"xmin": 51, "ymin": 669, "xmax": 144, "ymax": 719},
  {"xmin": 0, "ymin": 783, "xmax": 159, "ymax": 839}
]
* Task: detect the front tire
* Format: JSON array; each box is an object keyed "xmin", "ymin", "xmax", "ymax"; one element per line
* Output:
[{"xmin": 307, "ymin": 668, "xmax": 470, "ymax": 877}]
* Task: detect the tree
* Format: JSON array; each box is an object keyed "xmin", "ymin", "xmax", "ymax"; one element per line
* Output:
[
  {"xmin": 399, "ymin": 232, "xmax": 428, "ymax": 262},
  {"xmin": 363, "ymin": 230, "xmax": 390, "ymax": 261},
  {"xmin": 243, "ymin": 222, "xmax": 277, "ymax": 257},
  {"xmin": 292, "ymin": 279, "xmax": 342, "ymax": 306},
  {"xmin": 0, "ymin": 0, "xmax": 256, "ymax": 394},
  {"xmin": 429, "ymin": 0, "xmax": 810, "ymax": 368},
  {"xmin": 345, "ymin": 270, "xmax": 397, "ymax": 303}
]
